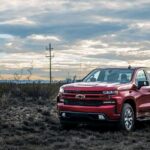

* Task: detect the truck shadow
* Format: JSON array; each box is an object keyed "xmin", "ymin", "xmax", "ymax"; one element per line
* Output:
[
  {"xmin": 135, "ymin": 120, "xmax": 150, "ymax": 130},
  {"xmin": 60, "ymin": 121, "xmax": 150, "ymax": 133}
]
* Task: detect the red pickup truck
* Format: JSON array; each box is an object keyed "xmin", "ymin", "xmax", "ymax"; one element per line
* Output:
[{"xmin": 57, "ymin": 67, "xmax": 150, "ymax": 131}]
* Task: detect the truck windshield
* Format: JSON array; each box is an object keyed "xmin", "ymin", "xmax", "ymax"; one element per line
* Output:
[{"xmin": 83, "ymin": 68, "xmax": 134, "ymax": 83}]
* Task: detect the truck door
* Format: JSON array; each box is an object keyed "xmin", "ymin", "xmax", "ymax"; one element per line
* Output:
[{"xmin": 136, "ymin": 69, "xmax": 150, "ymax": 116}]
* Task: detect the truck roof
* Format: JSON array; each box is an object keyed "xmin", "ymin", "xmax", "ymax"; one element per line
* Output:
[{"xmin": 95, "ymin": 67, "xmax": 147, "ymax": 70}]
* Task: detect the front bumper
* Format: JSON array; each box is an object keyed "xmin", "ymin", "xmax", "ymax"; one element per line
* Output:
[
  {"xmin": 59, "ymin": 111, "xmax": 118, "ymax": 124},
  {"xmin": 57, "ymin": 103, "xmax": 120, "ymax": 121}
]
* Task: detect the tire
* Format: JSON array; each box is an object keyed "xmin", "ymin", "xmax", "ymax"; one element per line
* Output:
[
  {"xmin": 60, "ymin": 119, "xmax": 78, "ymax": 129},
  {"xmin": 120, "ymin": 103, "xmax": 135, "ymax": 131}
]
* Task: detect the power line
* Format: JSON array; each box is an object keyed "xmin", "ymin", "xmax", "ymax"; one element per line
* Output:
[{"xmin": 46, "ymin": 43, "xmax": 54, "ymax": 84}]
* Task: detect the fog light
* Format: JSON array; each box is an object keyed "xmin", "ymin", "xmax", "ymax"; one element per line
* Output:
[
  {"xmin": 60, "ymin": 98, "xmax": 64, "ymax": 103},
  {"xmin": 98, "ymin": 114, "xmax": 105, "ymax": 120},
  {"xmin": 62, "ymin": 112, "xmax": 66, "ymax": 117},
  {"xmin": 103, "ymin": 100, "xmax": 116, "ymax": 104}
]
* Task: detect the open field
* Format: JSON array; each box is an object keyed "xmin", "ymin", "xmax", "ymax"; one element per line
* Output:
[{"xmin": 1, "ymin": 83, "xmax": 150, "ymax": 150}]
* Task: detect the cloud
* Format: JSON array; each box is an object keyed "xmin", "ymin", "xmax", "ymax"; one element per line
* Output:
[
  {"xmin": 0, "ymin": 34, "xmax": 15, "ymax": 39},
  {"xmin": 27, "ymin": 34, "xmax": 61, "ymax": 41},
  {"xmin": 0, "ymin": 17, "xmax": 36, "ymax": 26}
]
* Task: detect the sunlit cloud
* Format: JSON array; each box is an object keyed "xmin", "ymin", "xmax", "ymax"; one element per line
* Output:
[
  {"xmin": 0, "ymin": 17, "xmax": 36, "ymax": 26},
  {"xmin": 27, "ymin": 34, "xmax": 61, "ymax": 41}
]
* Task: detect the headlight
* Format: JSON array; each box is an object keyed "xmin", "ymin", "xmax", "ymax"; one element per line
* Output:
[
  {"xmin": 102, "ymin": 90, "xmax": 118, "ymax": 95},
  {"xmin": 59, "ymin": 87, "xmax": 64, "ymax": 93}
]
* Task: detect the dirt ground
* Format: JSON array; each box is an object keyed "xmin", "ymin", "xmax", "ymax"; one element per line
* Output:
[{"xmin": 1, "ymin": 96, "xmax": 150, "ymax": 150}]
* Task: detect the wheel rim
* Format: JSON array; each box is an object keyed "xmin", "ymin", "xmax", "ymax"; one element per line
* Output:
[{"xmin": 124, "ymin": 107, "xmax": 134, "ymax": 130}]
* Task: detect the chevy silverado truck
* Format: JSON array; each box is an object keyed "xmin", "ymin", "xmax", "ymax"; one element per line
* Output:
[{"xmin": 57, "ymin": 67, "xmax": 150, "ymax": 131}]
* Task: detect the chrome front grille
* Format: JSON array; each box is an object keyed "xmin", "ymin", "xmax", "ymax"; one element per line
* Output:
[{"xmin": 62, "ymin": 90, "xmax": 109, "ymax": 105}]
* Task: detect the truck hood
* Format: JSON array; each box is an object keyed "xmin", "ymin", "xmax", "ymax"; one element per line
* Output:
[{"xmin": 63, "ymin": 82, "xmax": 123, "ymax": 91}]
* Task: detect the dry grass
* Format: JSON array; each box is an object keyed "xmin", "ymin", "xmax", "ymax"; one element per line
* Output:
[{"xmin": 0, "ymin": 82, "xmax": 62, "ymax": 99}]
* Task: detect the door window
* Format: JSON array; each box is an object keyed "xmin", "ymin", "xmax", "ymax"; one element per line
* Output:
[{"xmin": 135, "ymin": 70, "xmax": 147, "ymax": 85}]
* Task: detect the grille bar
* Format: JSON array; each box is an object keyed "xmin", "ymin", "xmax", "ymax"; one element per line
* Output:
[{"xmin": 64, "ymin": 90, "xmax": 103, "ymax": 94}]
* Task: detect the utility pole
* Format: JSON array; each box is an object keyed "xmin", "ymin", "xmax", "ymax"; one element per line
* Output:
[{"xmin": 46, "ymin": 43, "xmax": 54, "ymax": 84}]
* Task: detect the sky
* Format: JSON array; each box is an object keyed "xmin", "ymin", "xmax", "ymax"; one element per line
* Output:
[{"xmin": 0, "ymin": 0, "xmax": 150, "ymax": 80}]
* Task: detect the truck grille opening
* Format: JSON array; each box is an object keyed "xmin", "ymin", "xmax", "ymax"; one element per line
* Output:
[{"xmin": 64, "ymin": 99, "xmax": 103, "ymax": 106}]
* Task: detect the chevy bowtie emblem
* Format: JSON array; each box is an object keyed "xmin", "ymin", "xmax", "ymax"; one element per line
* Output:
[{"xmin": 75, "ymin": 94, "xmax": 85, "ymax": 99}]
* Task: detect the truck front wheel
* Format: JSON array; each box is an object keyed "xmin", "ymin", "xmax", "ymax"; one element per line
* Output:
[{"xmin": 120, "ymin": 103, "xmax": 135, "ymax": 131}]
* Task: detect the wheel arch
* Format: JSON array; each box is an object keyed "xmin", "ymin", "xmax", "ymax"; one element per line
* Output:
[{"xmin": 123, "ymin": 99, "xmax": 137, "ymax": 118}]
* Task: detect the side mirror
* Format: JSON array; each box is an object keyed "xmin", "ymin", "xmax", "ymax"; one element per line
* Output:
[
  {"xmin": 138, "ymin": 81, "xmax": 149, "ymax": 89},
  {"xmin": 131, "ymin": 84, "xmax": 138, "ymax": 91},
  {"xmin": 90, "ymin": 77, "xmax": 96, "ymax": 82}
]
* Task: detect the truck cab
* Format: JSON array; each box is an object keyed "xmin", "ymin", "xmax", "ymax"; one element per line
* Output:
[{"xmin": 57, "ymin": 67, "xmax": 150, "ymax": 131}]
